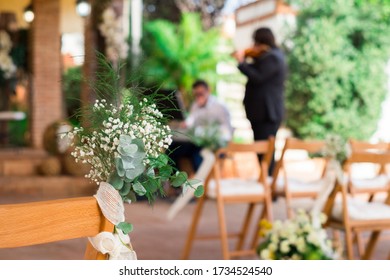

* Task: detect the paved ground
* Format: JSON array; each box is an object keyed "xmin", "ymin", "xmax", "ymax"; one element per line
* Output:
[{"xmin": 0, "ymin": 194, "xmax": 389, "ymax": 260}]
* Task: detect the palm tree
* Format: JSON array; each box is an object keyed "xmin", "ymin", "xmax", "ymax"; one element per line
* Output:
[{"xmin": 141, "ymin": 12, "xmax": 228, "ymax": 107}]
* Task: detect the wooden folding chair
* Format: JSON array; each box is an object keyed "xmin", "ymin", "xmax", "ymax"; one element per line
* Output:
[
  {"xmin": 270, "ymin": 138, "xmax": 327, "ymax": 218},
  {"xmin": 181, "ymin": 138, "xmax": 275, "ymax": 260},
  {"xmin": 323, "ymin": 151, "xmax": 390, "ymax": 259},
  {"xmin": 347, "ymin": 139, "xmax": 390, "ymax": 199},
  {"xmin": 0, "ymin": 197, "xmax": 114, "ymax": 259}
]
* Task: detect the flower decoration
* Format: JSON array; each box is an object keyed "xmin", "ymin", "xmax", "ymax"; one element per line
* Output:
[
  {"xmin": 187, "ymin": 121, "xmax": 230, "ymax": 151},
  {"xmin": 320, "ymin": 134, "xmax": 351, "ymax": 164},
  {"xmin": 66, "ymin": 56, "xmax": 204, "ymax": 259},
  {"xmin": 98, "ymin": 7, "xmax": 129, "ymax": 63},
  {"xmin": 257, "ymin": 210, "xmax": 338, "ymax": 260},
  {"xmin": 0, "ymin": 30, "xmax": 16, "ymax": 80}
]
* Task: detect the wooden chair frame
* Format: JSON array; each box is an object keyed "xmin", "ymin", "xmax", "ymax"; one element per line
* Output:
[
  {"xmin": 271, "ymin": 138, "xmax": 326, "ymax": 218},
  {"xmin": 0, "ymin": 197, "xmax": 114, "ymax": 260},
  {"xmin": 347, "ymin": 139, "xmax": 390, "ymax": 198},
  {"xmin": 323, "ymin": 152, "xmax": 390, "ymax": 260},
  {"xmin": 181, "ymin": 138, "xmax": 275, "ymax": 260}
]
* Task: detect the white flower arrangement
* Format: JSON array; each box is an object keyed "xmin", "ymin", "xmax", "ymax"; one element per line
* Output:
[
  {"xmin": 0, "ymin": 30, "xmax": 16, "ymax": 79},
  {"xmin": 257, "ymin": 210, "xmax": 338, "ymax": 260},
  {"xmin": 68, "ymin": 97, "xmax": 173, "ymax": 185},
  {"xmin": 320, "ymin": 134, "xmax": 351, "ymax": 164},
  {"xmin": 187, "ymin": 121, "xmax": 230, "ymax": 151},
  {"xmin": 64, "ymin": 57, "xmax": 204, "ymax": 259},
  {"xmin": 98, "ymin": 7, "xmax": 129, "ymax": 63}
]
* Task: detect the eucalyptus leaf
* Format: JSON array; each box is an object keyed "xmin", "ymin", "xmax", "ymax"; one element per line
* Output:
[
  {"xmin": 119, "ymin": 182, "xmax": 131, "ymax": 196},
  {"xmin": 126, "ymin": 190, "xmax": 137, "ymax": 203},
  {"xmin": 122, "ymin": 157, "xmax": 136, "ymax": 170},
  {"xmin": 171, "ymin": 171, "xmax": 188, "ymax": 187},
  {"xmin": 125, "ymin": 164, "xmax": 145, "ymax": 180},
  {"xmin": 108, "ymin": 172, "xmax": 124, "ymax": 190},
  {"xmin": 132, "ymin": 181, "xmax": 147, "ymax": 196},
  {"xmin": 115, "ymin": 158, "xmax": 125, "ymax": 177},
  {"xmin": 116, "ymin": 222, "xmax": 133, "ymax": 234},
  {"xmin": 182, "ymin": 182, "xmax": 190, "ymax": 194},
  {"xmin": 187, "ymin": 179, "xmax": 201, "ymax": 185},
  {"xmin": 119, "ymin": 134, "xmax": 133, "ymax": 145},
  {"xmin": 194, "ymin": 185, "xmax": 204, "ymax": 198},
  {"xmin": 146, "ymin": 167, "xmax": 155, "ymax": 177},
  {"xmin": 118, "ymin": 144, "xmax": 138, "ymax": 156}
]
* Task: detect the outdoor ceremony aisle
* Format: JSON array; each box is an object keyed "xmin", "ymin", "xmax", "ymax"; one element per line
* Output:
[{"xmin": 0, "ymin": 197, "xmax": 390, "ymax": 260}]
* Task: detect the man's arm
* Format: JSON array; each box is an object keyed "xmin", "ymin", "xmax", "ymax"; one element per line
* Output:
[{"xmin": 238, "ymin": 53, "xmax": 279, "ymax": 85}]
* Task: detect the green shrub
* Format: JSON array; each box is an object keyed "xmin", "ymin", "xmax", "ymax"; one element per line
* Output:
[
  {"xmin": 141, "ymin": 13, "xmax": 230, "ymax": 107},
  {"xmin": 285, "ymin": 0, "xmax": 389, "ymax": 140}
]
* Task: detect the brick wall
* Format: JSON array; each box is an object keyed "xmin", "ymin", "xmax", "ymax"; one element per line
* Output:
[{"xmin": 30, "ymin": 0, "xmax": 63, "ymax": 148}]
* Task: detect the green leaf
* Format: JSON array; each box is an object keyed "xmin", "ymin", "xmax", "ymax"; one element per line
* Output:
[
  {"xmin": 156, "ymin": 154, "xmax": 169, "ymax": 167},
  {"xmin": 119, "ymin": 182, "xmax": 131, "ymax": 196},
  {"xmin": 108, "ymin": 172, "xmax": 124, "ymax": 190},
  {"xmin": 146, "ymin": 167, "xmax": 155, "ymax": 177},
  {"xmin": 116, "ymin": 222, "xmax": 133, "ymax": 234},
  {"xmin": 159, "ymin": 165, "xmax": 172, "ymax": 179},
  {"xmin": 132, "ymin": 181, "xmax": 147, "ymax": 196},
  {"xmin": 115, "ymin": 158, "xmax": 125, "ymax": 177},
  {"xmin": 143, "ymin": 178, "xmax": 159, "ymax": 193},
  {"xmin": 194, "ymin": 185, "xmax": 204, "ymax": 198},
  {"xmin": 126, "ymin": 190, "xmax": 137, "ymax": 203},
  {"xmin": 187, "ymin": 178, "xmax": 201, "ymax": 185},
  {"xmin": 171, "ymin": 171, "xmax": 188, "ymax": 187}
]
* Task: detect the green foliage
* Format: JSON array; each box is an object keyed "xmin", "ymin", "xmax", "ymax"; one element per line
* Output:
[
  {"xmin": 8, "ymin": 118, "xmax": 28, "ymax": 146},
  {"xmin": 141, "ymin": 12, "xmax": 229, "ymax": 106},
  {"xmin": 116, "ymin": 222, "xmax": 133, "ymax": 234},
  {"xmin": 70, "ymin": 55, "xmax": 204, "ymax": 205},
  {"xmin": 62, "ymin": 66, "xmax": 82, "ymax": 125},
  {"xmin": 285, "ymin": 0, "xmax": 390, "ymax": 140}
]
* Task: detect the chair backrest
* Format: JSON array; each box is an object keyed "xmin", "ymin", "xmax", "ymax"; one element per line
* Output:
[
  {"xmin": 283, "ymin": 138, "xmax": 325, "ymax": 154},
  {"xmin": 347, "ymin": 151, "xmax": 390, "ymax": 165},
  {"xmin": 0, "ymin": 197, "xmax": 114, "ymax": 260},
  {"xmin": 345, "ymin": 151, "xmax": 390, "ymax": 193},
  {"xmin": 349, "ymin": 139, "xmax": 389, "ymax": 152},
  {"xmin": 323, "ymin": 152, "xmax": 390, "ymax": 224},
  {"xmin": 271, "ymin": 138, "xmax": 326, "ymax": 192},
  {"xmin": 215, "ymin": 138, "xmax": 275, "ymax": 182}
]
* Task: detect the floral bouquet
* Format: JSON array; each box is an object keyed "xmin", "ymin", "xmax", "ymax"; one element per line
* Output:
[
  {"xmin": 187, "ymin": 120, "xmax": 230, "ymax": 151},
  {"xmin": 257, "ymin": 210, "xmax": 338, "ymax": 260},
  {"xmin": 66, "ymin": 57, "xmax": 203, "ymax": 259},
  {"xmin": 320, "ymin": 134, "xmax": 351, "ymax": 165}
]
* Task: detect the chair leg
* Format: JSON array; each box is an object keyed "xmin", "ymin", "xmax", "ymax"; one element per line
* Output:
[
  {"xmin": 363, "ymin": 231, "xmax": 381, "ymax": 260},
  {"xmin": 181, "ymin": 196, "xmax": 206, "ymax": 259},
  {"xmin": 354, "ymin": 231, "xmax": 364, "ymax": 258},
  {"xmin": 235, "ymin": 203, "xmax": 255, "ymax": 251},
  {"xmin": 250, "ymin": 206, "xmax": 267, "ymax": 249},
  {"xmin": 332, "ymin": 229, "xmax": 341, "ymax": 245},
  {"xmin": 285, "ymin": 195, "xmax": 294, "ymax": 219},
  {"xmin": 216, "ymin": 198, "xmax": 230, "ymax": 260},
  {"xmin": 344, "ymin": 227, "xmax": 354, "ymax": 260}
]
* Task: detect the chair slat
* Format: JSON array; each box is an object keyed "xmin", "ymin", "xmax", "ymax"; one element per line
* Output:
[
  {"xmin": 284, "ymin": 138, "xmax": 325, "ymax": 153},
  {"xmin": 347, "ymin": 151, "xmax": 390, "ymax": 165},
  {"xmin": 0, "ymin": 197, "xmax": 107, "ymax": 249}
]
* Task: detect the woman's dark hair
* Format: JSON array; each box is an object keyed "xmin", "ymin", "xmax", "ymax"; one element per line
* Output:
[{"xmin": 253, "ymin": 27, "xmax": 276, "ymax": 48}]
